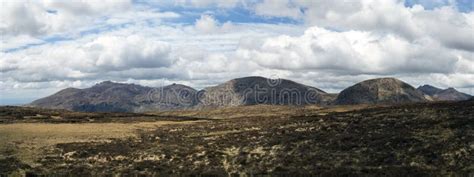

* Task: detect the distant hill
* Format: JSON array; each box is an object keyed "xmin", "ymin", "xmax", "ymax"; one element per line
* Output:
[
  {"xmin": 417, "ymin": 85, "xmax": 472, "ymax": 101},
  {"xmin": 29, "ymin": 77, "xmax": 334, "ymax": 112},
  {"xmin": 29, "ymin": 81, "xmax": 197, "ymax": 113},
  {"xmin": 197, "ymin": 76, "xmax": 335, "ymax": 107},
  {"xmin": 30, "ymin": 77, "xmax": 470, "ymax": 112},
  {"xmin": 417, "ymin": 85, "xmax": 442, "ymax": 96},
  {"xmin": 334, "ymin": 78, "xmax": 427, "ymax": 105}
]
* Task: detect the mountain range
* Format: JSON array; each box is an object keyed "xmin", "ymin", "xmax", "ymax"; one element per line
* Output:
[
  {"xmin": 417, "ymin": 85, "xmax": 472, "ymax": 101},
  {"xmin": 29, "ymin": 76, "xmax": 472, "ymax": 112},
  {"xmin": 30, "ymin": 81, "xmax": 197, "ymax": 112}
]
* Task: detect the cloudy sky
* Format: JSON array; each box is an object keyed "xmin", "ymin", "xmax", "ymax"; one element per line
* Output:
[{"xmin": 1, "ymin": 0, "xmax": 473, "ymax": 105}]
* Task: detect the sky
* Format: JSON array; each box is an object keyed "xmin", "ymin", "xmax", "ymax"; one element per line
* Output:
[{"xmin": 1, "ymin": 0, "xmax": 473, "ymax": 105}]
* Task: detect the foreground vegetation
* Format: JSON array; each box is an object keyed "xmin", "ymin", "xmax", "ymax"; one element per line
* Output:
[{"xmin": 1, "ymin": 100, "xmax": 473, "ymax": 176}]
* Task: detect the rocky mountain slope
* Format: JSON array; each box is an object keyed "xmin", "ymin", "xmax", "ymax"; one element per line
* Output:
[
  {"xmin": 417, "ymin": 85, "xmax": 471, "ymax": 101},
  {"xmin": 417, "ymin": 85, "xmax": 442, "ymax": 96},
  {"xmin": 334, "ymin": 78, "xmax": 427, "ymax": 105},
  {"xmin": 30, "ymin": 77, "xmax": 470, "ymax": 112},
  {"xmin": 29, "ymin": 81, "xmax": 197, "ymax": 113},
  {"xmin": 197, "ymin": 76, "xmax": 335, "ymax": 107}
]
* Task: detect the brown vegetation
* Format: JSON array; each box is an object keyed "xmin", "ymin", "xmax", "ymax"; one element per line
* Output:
[{"xmin": 1, "ymin": 100, "xmax": 473, "ymax": 176}]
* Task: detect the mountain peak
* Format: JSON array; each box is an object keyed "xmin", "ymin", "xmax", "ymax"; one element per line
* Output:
[
  {"xmin": 361, "ymin": 77, "xmax": 403, "ymax": 84},
  {"xmin": 417, "ymin": 85, "xmax": 471, "ymax": 101},
  {"xmin": 417, "ymin": 84, "xmax": 443, "ymax": 96},
  {"xmin": 92, "ymin": 81, "xmax": 123, "ymax": 87},
  {"xmin": 231, "ymin": 76, "xmax": 267, "ymax": 81},
  {"xmin": 198, "ymin": 76, "xmax": 331, "ymax": 107},
  {"xmin": 434, "ymin": 87, "xmax": 471, "ymax": 101},
  {"xmin": 418, "ymin": 84, "xmax": 440, "ymax": 90},
  {"xmin": 30, "ymin": 81, "xmax": 196, "ymax": 113},
  {"xmin": 445, "ymin": 87, "xmax": 456, "ymax": 91},
  {"xmin": 92, "ymin": 81, "xmax": 142, "ymax": 89},
  {"xmin": 335, "ymin": 78, "xmax": 427, "ymax": 105},
  {"xmin": 29, "ymin": 77, "xmax": 471, "ymax": 113},
  {"xmin": 97, "ymin": 80, "xmax": 115, "ymax": 85},
  {"xmin": 371, "ymin": 77, "xmax": 397, "ymax": 81}
]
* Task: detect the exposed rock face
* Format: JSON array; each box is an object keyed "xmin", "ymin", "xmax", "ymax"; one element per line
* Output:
[
  {"xmin": 30, "ymin": 77, "xmax": 469, "ymax": 112},
  {"xmin": 30, "ymin": 81, "xmax": 197, "ymax": 113},
  {"xmin": 417, "ymin": 85, "xmax": 443, "ymax": 96},
  {"xmin": 197, "ymin": 76, "xmax": 334, "ymax": 107},
  {"xmin": 417, "ymin": 85, "xmax": 472, "ymax": 101},
  {"xmin": 134, "ymin": 83, "xmax": 198, "ymax": 112},
  {"xmin": 29, "ymin": 77, "xmax": 333, "ymax": 112},
  {"xmin": 334, "ymin": 78, "xmax": 427, "ymax": 105}
]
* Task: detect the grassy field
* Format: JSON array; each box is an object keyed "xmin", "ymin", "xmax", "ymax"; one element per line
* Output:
[
  {"xmin": 0, "ymin": 101, "xmax": 473, "ymax": 176},
  {"xmin": 0, "ymin": 121, "xmax": 199, "ymax": 167}
]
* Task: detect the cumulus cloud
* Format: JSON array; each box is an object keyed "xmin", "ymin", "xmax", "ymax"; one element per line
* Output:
[
  {"xmin": 246, "ymin": 0, "xmax": 474, "ymax": 52},
  {"xmin": 194, "ymin": 15, "xmax": 234, "ymax": 33},
  {"xmin": 1, "ymin": 0, "xmax": 474, "ymax": 104},
  {"xmin": 195, "ymin": 15, "xmax": 219, "ymax": 33},
  {"xmin": 254, "ymin": 0, "xmax": 303, "ymax": 19},
  {"xmin": 89, "ymin": 35, "xmax": 173, "ymax": 70},
  {"xmin": 0, "ymin": 35, "xmax": 43, "ymax": 52},
  {"xmin": 0, "ymin": 0, "xmax": 180, "ymax": 53},
  {"xmin": 0, "ymin": 0, "xmax": 132, "ymax": 36},
  {"xmin": 300, "ymin": 0, "xmax": 474, "ymax": 52},
  {"xmin": 237, "ymin": 26, "xmax": 462, "ymax": 74},
  {"xmin": 1, "ymin": 34, "xmax": 174, "ymax": 82}
]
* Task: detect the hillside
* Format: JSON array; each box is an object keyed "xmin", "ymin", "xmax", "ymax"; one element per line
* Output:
[
  {"xmin": 29, "ymin": 77, "xmax": 472, "ymax": 113},
  {"xmin": 335, "ymin": 78, "xmax": 427, "ymax": 105},
  {"xmin": 29, "ymin": 77, "xmax": 335, "ymax": 112},
  {"xmin": 29, "ymin": 81, "xmax": 197, "ymax": 113},
  {"xmin": 417, "ymin": 85, "xmax": 472, "ymax": 101},
  {"xmin": 197, "ymin": 76, "xmax": 335, "ymax": 107}
]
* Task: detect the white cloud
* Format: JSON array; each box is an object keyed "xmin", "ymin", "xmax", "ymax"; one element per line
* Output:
[
  {"xmin": 0, "ymin": 0, "xmax": 180, "ymax": 52},
  {"xmin": 297, "ymin": 0, "xmax": 474, "ymax": 52},
  {"xmin": 246, "ymin": 0, "xmax": 474, "ymax": 52},
  {"xmin": 89, "ymin": 35, "xmax": 173, "ymax": 70},
  {"xmin": 194, "ymin": 14, "xmax": 235, "ymax": 34},
  {"xmin": 417, "ymin": 6, "xmax": 474, "ymax": 51},
  {"xmin": 299, "ymin": 0, "xmax": 422, "ymax": 39},
  {"xmin": 0, "ymin": 1, "xmax": 50, "ymax": 36},
  {"xmin": 0, "ymin": 21, "xmax": 299, "ymax": 84},
  {"xmin": 0, "ymin": 35, "xmax": 43, "ymax": 51},
  {"xmin": 1, "ymin": 0, "xmax": 474, "ymax": 104},
  {"xmin": 42, "ymin": 0, "xmax": 131, "ymax": 15},
  {"xmin": 0, "ymin": 0, "xmax": 133, "ymax": 36},
  {"xmin": 173, "ymin": 0, "xmax": 242, "ymax": 8},
  {"xmin": 254, "ymin": 0, "xmax": 302, "ymax": 19},
  {"xmin": 237, "ymin": 26, "xmax": 462, "ymax": 74},
  {"xmin": 1, "ymin": 34, "xmax": 174, "ymax": 82},
  {"xmin": 195, "ymin": 14, "xmax": 219, "ymax": 33}
]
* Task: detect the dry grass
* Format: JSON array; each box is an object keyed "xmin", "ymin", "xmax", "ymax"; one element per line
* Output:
[
  {"xmin": 1, "ymin": 101, "xmax": 473, "ymax": 176},
  {"xmin": 153, "ymin": 104, "xmax": 375, "ymax": 119},
  {"xmin": 0, "ymin": 104, "xmax": 378, "ymax": 168},
  {"xmin": 0, "ymin": 121, "xmax": 199, "ymax": 166}
]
